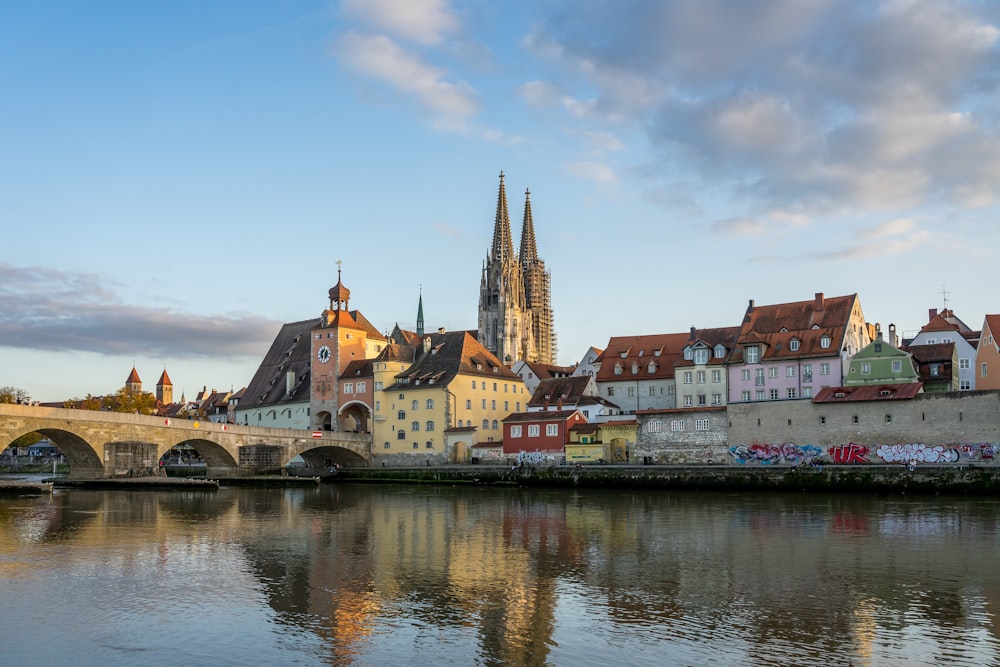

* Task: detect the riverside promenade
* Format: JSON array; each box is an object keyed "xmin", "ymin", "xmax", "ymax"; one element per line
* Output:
[{"xmin": 337, "ymin": 462, "xmax": 1000, "ymax": 495}]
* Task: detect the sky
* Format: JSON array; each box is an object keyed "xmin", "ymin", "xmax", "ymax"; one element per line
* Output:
[{"xmin": 3, "ymin": 0, "xmax": 1000, "ymax": 403}]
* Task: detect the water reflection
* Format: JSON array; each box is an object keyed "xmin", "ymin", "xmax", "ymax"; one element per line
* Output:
[{"xmin": 0, "ymin": 485, "xmax": 998, "ymax": 666}]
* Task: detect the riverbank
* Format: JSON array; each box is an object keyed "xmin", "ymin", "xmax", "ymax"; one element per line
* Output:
[
  {"xmin": 0, "ymin": 479, "xmax": 54, "ymax": 494},
  {"xmin": 337, "ymin": 463, "xmax": 1000, "ymax": 495}
]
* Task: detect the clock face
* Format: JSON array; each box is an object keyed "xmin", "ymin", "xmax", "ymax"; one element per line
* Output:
[{"xmin": 317, "ymin": 345, "xmax": 331, "ymax": 363}]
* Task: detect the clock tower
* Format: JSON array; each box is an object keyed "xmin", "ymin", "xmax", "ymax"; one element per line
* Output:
[{"xmin": 310, "ymin": 263, "xmax": 369, "ymax": 431}]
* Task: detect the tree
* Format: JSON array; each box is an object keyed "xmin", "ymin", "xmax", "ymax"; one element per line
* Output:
[
  {"xmin": 0, "ymin": 386, "xmax": 30, "ymax": 404},
  {"xmin": 106, "ymin": 387, "xmax": 158, "ymax": 415}
]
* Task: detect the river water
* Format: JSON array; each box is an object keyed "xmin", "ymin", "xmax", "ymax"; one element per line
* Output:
[{"xmin": 1, "ymin": 480, "xmax": 998, "ymax": 667}]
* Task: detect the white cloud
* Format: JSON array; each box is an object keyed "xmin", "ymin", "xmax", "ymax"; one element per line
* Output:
[
  {"xmin": 334, "ymin": 32, "xmax": 478, "ymax": 120},
  {"xmin": 342, "ymin": 0, "xmax": 459, "ymax": 46},
  {"xmin": 565, "ymin": 161, "xmax": 617, "ymax": 185}
]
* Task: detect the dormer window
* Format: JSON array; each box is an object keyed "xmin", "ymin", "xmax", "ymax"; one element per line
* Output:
[
  {"xmin": 714, "ymin": 344, "xmax": 725, "ymax": 358},
  {"xmin": 820, "ymin": 335, "xmax": 831, "ymax": 349},
  {"xmin": 631, "ymin": 362, "xmax": 639, "ymax": 375},
  {"xmin": 653, "ymin": 348, "xmax": 662, "ymax": 357},
  {"xmin": 620, "ymin": 349, "xmax": 629, "ymax": 359},
  {"xmin": 647, "ymin": 361, "xmax": 656, "ymax": 374},
  {"xmin": 684, "ymin": 347, "xmax": 693, "ymax": 360},
  {"xmin": 614, "ymin": 363, "xmax": 623, "ymax": 376},
  {"xmin": 694, "ymin": 348, "xmax": 709, "ymax": 365},
  {"xmin": 745, "ymin": 345, "xmax": 760, "ymax": 363},
  {"xmin": 789, "ymin": 339, "xmax": 800, "ymax": 351}
]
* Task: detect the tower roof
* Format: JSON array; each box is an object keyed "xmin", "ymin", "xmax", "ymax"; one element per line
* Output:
[
  {"xmin": 489, "ymin": 172, "xmax": 515, "ymax": 263},
  {"xmin": 126, "ymin": 367, "xmax": 141, "ymax": 385},
  {"xmin": 157, "ymin": 369, "xmax": 172, "ymax": 386},
  {"xmin": 328, "ymin": 263, "xmax": 350, "ymax": 311},
  {"xmin": 519, "ymin": 188, "xmax": 538, "ymax": 263}
]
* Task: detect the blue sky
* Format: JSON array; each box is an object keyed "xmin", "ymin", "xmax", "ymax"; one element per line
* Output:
[{"xmin": 3, "ymin": 0, "xmax": 1000, "ymax": 402}]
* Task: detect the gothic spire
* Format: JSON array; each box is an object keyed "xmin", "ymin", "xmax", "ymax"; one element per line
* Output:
[
  {"xmin": 519, "ymin": 188, "xmax": 538, "ymax": 264},
  {"xmin": 490, "ymin": 171, "xmax": 514, "ymax": 263},
  {"xmin": 416, "ymin": 286, "xmax": 424, "ymax": 337}
]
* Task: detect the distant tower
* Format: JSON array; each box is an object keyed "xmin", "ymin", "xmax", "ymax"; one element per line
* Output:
[
  {"xmin": 478, "ymin": 172, "xmax": 554, "ymax": 364},
  {"xmin": 125, "ymin": 366, "xmax": 142, "ymax": 394},
  {"xmin": 156, "ymin": 369, "xmax": 173, "ymax": 404},
  {"xmin": 519, "ymin": 188, "xmax": 556, "ymax": 364},
  {"xmin": 416, "ymin": 286, "xmax": 425, "ymax": 337}
]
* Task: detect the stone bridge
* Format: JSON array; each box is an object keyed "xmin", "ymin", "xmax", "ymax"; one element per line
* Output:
[{"xmin": 0, "ymin": 403, "xmax": 372, "ymax": 478}]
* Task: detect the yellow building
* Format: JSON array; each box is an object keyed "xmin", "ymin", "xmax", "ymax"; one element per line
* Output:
[
  {"xmin": 565, "ymin": 420, "xmax": 639, "ymax": 463},
  {"xmin": 372, "ymin": 330, "xmax": 528, "ymax": 464}
]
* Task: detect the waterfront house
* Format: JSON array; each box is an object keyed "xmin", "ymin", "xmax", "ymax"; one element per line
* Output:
[
  {"xmin": 502, "ymin": 409, "xmax": 587, "ymax": 461},
  {"xmin": 593, "ymin": 333, "xmax": 689, "ymax": 414},
  {"xmin": 674, "ymin": 325, "xmax": 740, "ymax": 409},
  {"xmin": 526, "ymin": 375, "xmax": 623, "ymax": 422},
  {"xmin": 844, "ymin": 327, "xmax": 919, "ymax": 386},
  {"xmin": 727, "ymin": 292, "xmax": 871, "ymax": 403},
  {"xmin": 906, "ymin": 308, "xmax": 979, "ymax": 390},
  {"xmin": 974, "ymin": 315, "xmax": 1000, "ymax": 390},
  {"xmin": 902, "ymin": 342, "xmax": 959, "ymax": 392}
]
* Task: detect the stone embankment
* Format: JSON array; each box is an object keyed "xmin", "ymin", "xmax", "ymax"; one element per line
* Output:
[{"xmin": 338, "ymin": 463, "xmax": 1000, "ymax": 495}]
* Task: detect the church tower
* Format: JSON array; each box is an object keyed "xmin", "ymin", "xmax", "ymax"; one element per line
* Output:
[
  {"xmin": 156, "ymin": 369, "xmax": 173, "ymax": 405},
  {"xmin": 125, "ymin": 367, "xmax": 142, "ymax": 394},
  {"xmin": 519, "ymin": 188, "xmax": 556, "ymax": 364},
  {"xmin": 478, "ymin": 172, "xmax": 554, "ymax": 365}
]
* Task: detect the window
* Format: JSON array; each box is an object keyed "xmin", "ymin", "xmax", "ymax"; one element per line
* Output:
[
  {"xmin": 769, "ymin": 389, "xmax": 779, "ymax": 400},
  {"xmin": 614, "ymin": 364, "xmax": 623, "ymax": 376},
  {"xmin": 756, "ymin": 390, "xmax": 765, "ymax": 401},
  {"xmin": 820, "ymin": 335, "xmax": 831, "ymax": 348},
  {"xmin": 790, "ymin": 339, "xmax": 800, "ymax": 351},
  {"xmin": 695, "ymin": 419, "xmax": 710, "ymax": 431},
  {"xmin": 697, "ymin": 394, "xmax": 706, "ymax": 406},
  {"xmin": 852, "ymin": 415, "xmax": 859, "ymax": 424},
  {"xmin": 493, "ymin": 383, "xmax": 498, "ymax": 391},
  {"xmin": 375, "ymin": 381, "xmax": 383, "ymax": 391},
  {"xmin": 670, "ymin": 420, "xmax": 685, "ymax": 432},
  {"xmin": 511, "ymin": 425, "xmax": 522, "ymax": 437},
  {"xmin": 426, "ymin": 441, "xmax": 433, "ymax": 449},
  {"xmin": 504, "ymin": 401, "xmax": 509, "ymax": 411},
  {"xmin": 426, "ymin": 421, "xmax": 434, "ymax": 431},
  {"xmin": 528, "ymin": 424, "xmax": 540, "ymax": 437},
  {"xmin": 712, "ymin": 393, "xmax": 722, "ymax": 405},
  {"xmin": 384, "ymin": 442, "xmax": 390, "ymax": 449},
  {"xmin": 546, "ymin": 423, "xmax": 558, "ymax": 436},
  {"xmin": 646, "ymin": 420, "xmax": 662, "ymax": 432},
  {"xmin": 892, "ymin": 361, "xmax": 902, "ymax": 373},
  {"xmin": 412, "ymin": 442, "xmax": 418, "ymax": 449},
  {"xmin": 712, "ymin": 370, "xmax": 721, "ymax": 383},
  {"xmin": 397, "ymin": 410, "xmax": 406, "ymax": 420},
  {"xmin": 802, "ymin": 365, "xmax": 812, "ymax": 382},
  {"xmin": 482, "ymin": 419, "xmax": 489, "ymax": 429},
  {"xmin": 397, "ymin": 430, "xmax": 405, "ymax": 440},
  {"xmin": 649, "ymin": 386, "xmax": 657, "ymax": 396},
  {"xmin": 627, "ymin": 386, "xmax": 636, "ymax": 397},
  {"xmin": 607, "ymin": 387, "xmax": 615, "ymax": 396},
  {"xmin": 803, "ymin": 386, "xmax": 812, "ymax": 398},
  {"xmin": 741, "ymin": 368, "xmax": 750, "ymax": 381},
  {"xmin": 684, "ymin": 347, "xmax": 693, "ymax": 360},
  {"xmin": 861, "ymin": 362, "xmax": 871, "ymax": 375},
  {"xmin": 742, "ymin": 390, "xmax": 751, "ymax": 401},
  {"xmin": 745, "ymin": 346, "xmax": 760, "ymax": 363},
  {"xmin": 786, "ymin": 366, "xmax": 796, "ymax": 377},
  {"xmin": 344, "ymin": 382, "xmax": 353, "ymax": 393},
  {"xmin": 684, "ymin": 371, "xmax": 693, "ymax": 384},
  {"xmin": 356, "ymin": 381, "xmax": 366, "ymax": 392},
  {"xmin": 492, "ymin": 419, "xmax": 498, "ymax": 430},
  {"xmin": 930, "ymin": 363, "xmax": 940, "ymax": 377},
  {"xmin": 466, "ymin": 399, "xmax": 472, "ymax": 409},
  {"xmin": 426, "ymin": 399, "xmax": 434, "ymax": 409},
  {"xmin": 697, "ymin": 371, "xmax": 706, "ymax": 383},
  {"xmin": 787, "ymin": 388, "xmax": 797, "ymax": 399},
  {"xmin": 472, "ymin": 381, "xmax": 477, "ymax": 389},
  {"xmin": 684, "ymin": 395, "xmax": 693, "ymax": 407},
  {"xmin": 715, "ymin": 345, "xmax": 726, "ymax": 358},
  {"xmin": 631, "ymin": 362, "xmax": 639, "ymax": 375},
  {"xmin": 960, "ymin": 358, "xmax": 970, "ymax": 370},
  {"xmin": 375, "ymin": 400, "xmax": 381, "ymax": 411},
  {"xmin": 694, "ymin": 349, "xmax": 709, "ymax": 364},
  {"xmin": 411, "ymin": 421, "xmax": 420, "ymax": 432},
  {"xmin": 885, "ymin": 414, "xmax": 892, "ymax": 423},
  {"xmin": 820, "ymin": 363, "xmax": 830, "ymax": 375},
  {"xmin": 960, "ymin": 379, "xmax": 971, "ymax": 390},
  {"xmin": 411, "ymin": 400, "xmax": 419, "ymax": 410},
  {"xmin": 983, "ymin": 362, "xmax": 988, "ymax": 377},
  {"xmin": 482, "ymin": 399, "xmax": 487, "ymax": 409},
  {"xmin": 755, "ymin": 369, "xmax": 765, "ymax": 386},
  {"xmin": 769, "ymin": 367, "xmax": 778, "ymax": 379},
  {"xmin": 647, "ymin": 361, "xmax": 656, "ymax": 374}
]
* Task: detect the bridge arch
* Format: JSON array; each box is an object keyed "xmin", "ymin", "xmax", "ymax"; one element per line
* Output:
[
  {"xmin": 160, "ymin": 437, "xmax": 238, "ymax": 476},
  {"xmin": 4, "ymin": 426, "xmax": 105, "ymax": 478},
  {"xmin": 337, "ymin": 400, "xmax": 370, "ymax": 434}
]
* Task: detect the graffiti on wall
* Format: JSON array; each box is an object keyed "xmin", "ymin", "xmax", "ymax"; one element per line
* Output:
[
  {"xmin": 516, "ymin": 450, "xmax": 556, "ymax": 465},
  {"xmin": 727, "ymin": 441, "xmax": 1000, "ymax": 465}
]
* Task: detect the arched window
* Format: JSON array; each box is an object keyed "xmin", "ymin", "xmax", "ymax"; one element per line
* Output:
[
  {"xmin": 411, "ymin": 421, "xmax": 420, "ymax": 431},
  {"xmin": 397, "ymin": 430, "xmax": 405, "ymax": 440},
  {"xmin": 820, "ymin": 335, "xmax": 831, "ymax": 349},
  {"xmin": 466, "ymin": 399, "xmax": 472, "ymax": 409},
  {"xmin": 426, "ymin": 398, "xmax": 434, "ymax": 409},
  {"xmin": 411, "ymin": 399, "xmax": 419, "ymax": 410},
  {"xmin": 492, "ymin": 419, "xmax": 498, "ymax": 430},
  {"xmin": 426, "ymin": 421, "xmax": 434, "ymax": 431},
  {"xmin": 397, "ymin": 410, "xmax": 405, "ymax": 420},
  {"xmin": 614, "ymin": 363, "xmax": 623, "ymax": 376},
  {"xmin": 647, "ymin": 361, "xmax": 656, "ymax": 374},
  {"xmin": 482, "ymin": 419, "xmax": 489, "ymax": 429}
]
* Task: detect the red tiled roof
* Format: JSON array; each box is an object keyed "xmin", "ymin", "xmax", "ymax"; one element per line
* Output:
[
  {"xmin": 813, "ymin": 383, "xmax": 923, "ymax": 402},
  {"xmin": 594, "ymin": 332, "xmax": 689, "ymax": 380}
]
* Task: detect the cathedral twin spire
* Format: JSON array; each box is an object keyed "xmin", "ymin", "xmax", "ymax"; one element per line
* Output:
[{"xmin": 478, "ymin": 172, "xmax": 556, "ymax": 365}]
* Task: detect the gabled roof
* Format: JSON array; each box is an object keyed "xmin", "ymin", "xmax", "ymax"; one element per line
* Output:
[
  {"xmin": 502, "ymin": 409, "xmax": 583, "ymax": 423},
  {"xmin": 528, "ymin": 375, "xmax": 596, "ymax": 407},
  {"xmin": 387, "ymin": 330, "xmax": 519, "ymax": 390},
  {"xmin": 241, "ymin": 319, "xmax": 314, "ymax": 409},
  {"xmin": 731, "ymin": 293, "xmax": 858, "ymax": 362},
  {"xmin": 126, "ymin": 367, "xmax": 142, "ymax": 385},
  {"xmin": 984, "ymin": 315, "xmax": 1000, "ymax": 348},
  {"xmin": 813, "ymin": 384, "xmax": 924, "ymax": 402},
  {"xmin": 522, "ymin": 361, "xmax": 575, "ymax": 379},
  {"xmin": 903, "ymin": 342, "xmax": 955, "ymax": 363},
  {"xmin": 341, "ymin": 359, "xmax": 375, "ymax": 380},
  {"xmin": 594, "ymin": 332, "xmax": 690, "ymax": 381},
  {"xmin": 676, "ymin": 326, "xmax": 740, "ymax": 368}
]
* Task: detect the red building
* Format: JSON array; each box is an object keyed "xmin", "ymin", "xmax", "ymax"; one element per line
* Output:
[{"xmin": 502, "ymin": 409, "xmax": 587, "ymax": 456}]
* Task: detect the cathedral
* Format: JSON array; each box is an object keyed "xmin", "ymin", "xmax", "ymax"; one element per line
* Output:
[{"xmin": 478, "ymin": 172, "xmax": 556, "ymax": 365}]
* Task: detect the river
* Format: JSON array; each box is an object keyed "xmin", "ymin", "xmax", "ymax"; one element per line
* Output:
[{"xmin": 0, "ymin": 480, "xmax": 997, "ymax": 666}]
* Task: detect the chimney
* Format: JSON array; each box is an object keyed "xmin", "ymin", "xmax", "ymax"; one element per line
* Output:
[
  {"xmin": 438, "ymin": 327, "xmax": 445, "ymax": 334},
  {"xmin": 875, "ymin": 322, "xmax": 882, "ymax": 340},
  {"xmin": 928, "ymin": 308, "xmax": 938, "ymax": 322},
  {"xmin": 889, "ymin": 323, "xmax": 897, "ymax": 347},
  {"xmin": 690, "ymin": 326, "xmax": 697, "ymax": 339},
  {"xmin": 557, "ymin": 398, "xmax": 563, "ymax": 410},
  {"xmin": 814, "ymin": 292, "xmax": 825, "ymax": 311},
  {"xmin": 423, "ymin": 337, "xmax": 431, "ymax": 355}
]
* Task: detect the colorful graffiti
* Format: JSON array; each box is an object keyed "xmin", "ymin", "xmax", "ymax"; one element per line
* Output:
[
  {"xmin": 829, "ymin": 443, "xmax": 869, "ymax": 464},
  {"xmin": 728, "ymin": 443, "xmax": 823, "ymax": 465},
  {"xmin": 874, "ymin": 443, "xmax": 960, "ymax": 464},
  {"xmin": 727, "ymin": 441, "xmax": 1000, "ymax": 465},
  {"xmin": 516, "ymin": 451, "xmax": 556, "ymax": 466}
]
